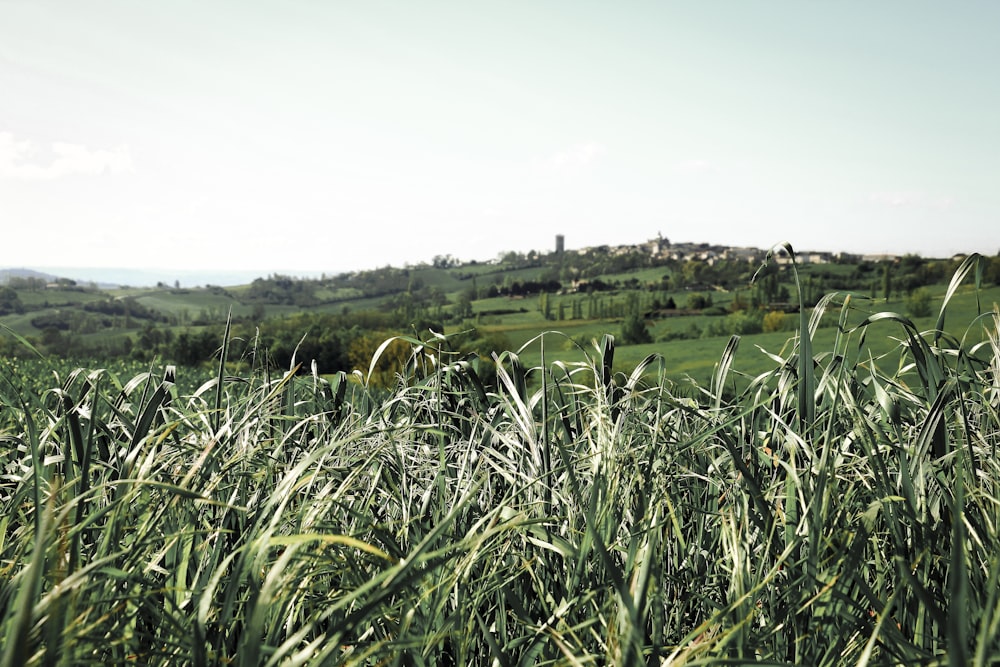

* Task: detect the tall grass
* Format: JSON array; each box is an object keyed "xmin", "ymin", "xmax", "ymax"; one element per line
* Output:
[{"xmin": 1, "ymin": 252, "xmax": 999, "ymax": 665}]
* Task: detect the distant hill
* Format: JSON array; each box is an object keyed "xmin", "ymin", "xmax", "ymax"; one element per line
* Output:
[
  {"xmin": 0, "ymin": 268, "xmax": 63, "ymax": 285},
  {"xmin": 0, "ymin": 267, "xmax": 327, "ymax": 288}
]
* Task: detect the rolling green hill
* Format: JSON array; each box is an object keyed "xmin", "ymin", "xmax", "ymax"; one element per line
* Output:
[{"xmin": 3, "ymin": 244, "xmax": 998, "ymax": 389}]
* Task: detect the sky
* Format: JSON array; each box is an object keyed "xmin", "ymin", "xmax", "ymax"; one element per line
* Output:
[{"xmin": 2, "ymin": 1, "xmax": 998, "ymax": 280}]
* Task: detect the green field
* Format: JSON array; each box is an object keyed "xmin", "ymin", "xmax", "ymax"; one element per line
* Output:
[
  {"xmin": 2, "ymin": 256, "xmax": 1000, "ymax": 664},
  {"xmin": 475, "ymin": 282, "xmax": 1000, "ymax": 389}
]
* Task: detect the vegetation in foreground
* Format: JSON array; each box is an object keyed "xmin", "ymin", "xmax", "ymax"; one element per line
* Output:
[{"xmin": 1, "ymin": 254, "xmax": 1000, "ymax": 665}]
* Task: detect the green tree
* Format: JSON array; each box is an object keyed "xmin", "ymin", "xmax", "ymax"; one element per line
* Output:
[
  {"xmin": 681, "ymin": 259, "xmax": 707, "ymax": 287},
  {"xmin": 41, "ymin": 327, "xmax": 65, "ymax": 353},
  {"xmin": 0, "ymin": 286, "xmax": 24, "ymax": 315},
  {"xmin": 621, "ymin": 313, "xmax": 652, "ymax": 344},
  {"xmin": 729, "ymin": 290, "xmax": 749, "ymax": 313},
  {"xmin": 987, "ymin": 254, "xmax": 1000, "ymax": 286},
  {"xmin": 453, "ymin": 292, "xmax": 474, "ymax": 320},
  {"xmin": 539, "ymin": 292, "xmax": 552, "ymax": 320}
]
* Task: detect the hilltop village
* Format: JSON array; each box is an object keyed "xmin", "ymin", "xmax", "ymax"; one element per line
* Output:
[{"xmin": 561, "ymin": 232, "xmax": 918, "ymax": 266}]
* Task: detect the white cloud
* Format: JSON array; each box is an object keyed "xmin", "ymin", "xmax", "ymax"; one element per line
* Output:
[{"xmin": 0, "ymin": 131, "xmax": 133, "ymax": 180}]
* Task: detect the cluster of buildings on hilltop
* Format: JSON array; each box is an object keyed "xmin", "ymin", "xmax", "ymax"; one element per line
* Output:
[{"xmin": 556, "ymin": 233, "xmax": 865, "ymax": 266}]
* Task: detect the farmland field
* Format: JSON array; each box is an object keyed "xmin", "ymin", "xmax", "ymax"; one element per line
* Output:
[{"xmin": 2, "ymin": 257, "xmax": 999, "ymax": 665}]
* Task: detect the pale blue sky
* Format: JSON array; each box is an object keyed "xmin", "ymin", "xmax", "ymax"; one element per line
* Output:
[{"xmin": 2, "ymin": 1, "xmax": 997, "ymax": 274}]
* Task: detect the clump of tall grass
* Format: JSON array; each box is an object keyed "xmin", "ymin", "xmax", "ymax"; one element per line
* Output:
[{"xmin": 1, "ymin": 249, "xmax": 998, "ymax": 665}]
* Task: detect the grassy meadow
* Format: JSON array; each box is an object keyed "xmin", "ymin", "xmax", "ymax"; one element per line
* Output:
[
  {"xmin": 2, "ymin": 256, "xmax": 1000, "ymax": 665},
  {"xmin": 502, "ymin": 281, "xmax": 1000, "ymax": 393}
]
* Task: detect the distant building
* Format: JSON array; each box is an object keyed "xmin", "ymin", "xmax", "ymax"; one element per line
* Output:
[
  {"xmin": 862, "ymin": 253, "xmax": 899, "ymax": 263},
  {"xmin": 649, "ymin": 232, "xmax": 670, "ymax": 256},
  {"xmin": 801, "ymin": 252, "xmax": 832, "ymax": 264},
  {"xmin": 723, "ymin": 247, "xmax": 763, "ymax": 263},
  {"xmin": 556, "ymin": 234, "xmax": 565, "ymax": 254},
  {"xmin": 772, "ymin": 249, "xmax": 831, "ymax": 265}
]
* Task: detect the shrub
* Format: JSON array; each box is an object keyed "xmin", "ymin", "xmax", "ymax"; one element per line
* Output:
[
  {"xmin": 762, "ymin": 310, "xmax": 786, "ymax": 332},
  {"xmin": 905, "ymin": 287, "xmax": 933, "ymax": 318},
  {"xmin": 686, "ymin": 292, "xmax": 712, "ymax": 309},
  {"xmin": 658, "ymin": 322, "xmax": 702, "ymax": 341},
  {"xmin": 705, "ymin": 309, "xmax": 763, "ymax": 337}
]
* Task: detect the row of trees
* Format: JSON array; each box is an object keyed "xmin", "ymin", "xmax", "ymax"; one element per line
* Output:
[
  {"xmin": 2, "ymin": 276, "xmax": 83, "ymax": 290},
  {"xmin": 27, "ymin": 297, "xmax": 168, "ymax": 333},
  {"xmin": 124, "ymin": 309, "xmax": 510, "ymax": 385}
]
